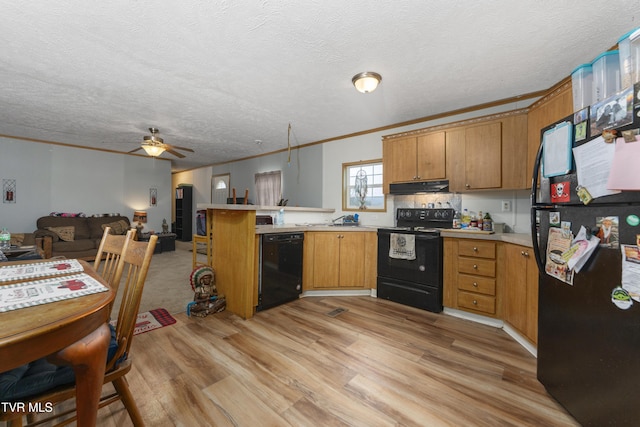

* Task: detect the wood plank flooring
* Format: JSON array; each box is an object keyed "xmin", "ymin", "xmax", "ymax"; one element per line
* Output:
[{"xmin": 27, "ymin": 296, "xmax": 579, "ymax": 426}]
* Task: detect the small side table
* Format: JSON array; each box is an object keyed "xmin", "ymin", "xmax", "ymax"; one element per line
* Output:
[{"xmin": 139, "ymin": 233, "xmax": 176, "ymax": 253}]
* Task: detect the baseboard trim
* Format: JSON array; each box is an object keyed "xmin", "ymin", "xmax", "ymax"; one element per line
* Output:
[
  {"xmin": 443, "ymin": 308, "xmax": 537, "ymax": 357},
  {"xmin": 502, "ymin": 323, "xmax": 537, "ymax": 357},
  {"xmin": 442, "ymin": 307, "xmax": 504, "ymax": 328},
  {"xmin": 301, "ymin": 289, "xmax": 375, "ymax": 298}
]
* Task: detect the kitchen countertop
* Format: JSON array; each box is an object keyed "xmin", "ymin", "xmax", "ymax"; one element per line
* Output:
[
  {"xmin": 255, "ymin": 224, "xmax": 378, "ymax": 234},
  {"xmin": 197, "ymin": 203, "xmax": 334, "ymax": 213},
  {"xmin": 256, "ymin": 225, "xmax": 533, "ymax": 247},
  {"xmin": 440, "ymin": 230, "xmax": 533, "ymax": 247}
]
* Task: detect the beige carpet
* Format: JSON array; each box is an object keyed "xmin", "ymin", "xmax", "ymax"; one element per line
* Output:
[{"xmin": 112, "ymin": 240, "xmax": 205, "ymax": 315}]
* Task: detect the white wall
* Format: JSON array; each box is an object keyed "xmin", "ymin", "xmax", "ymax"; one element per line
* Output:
[
  {"xmin": 173, "ymin": 100, "xmax": 536, "ymax": 233},
  {"xmin": 0, "ymin": 137, "xmax": 172, "ymax": 233},
  {"xmin": 323, "ymin": 101, "xmax": 535, "ymax": 231}
]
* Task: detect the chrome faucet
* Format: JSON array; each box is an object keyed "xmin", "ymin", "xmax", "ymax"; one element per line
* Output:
[{"xmin": 332, "ymin": 215, "xmax": 345, "ymax": 224}]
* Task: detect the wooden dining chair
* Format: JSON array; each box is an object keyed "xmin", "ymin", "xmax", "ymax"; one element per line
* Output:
[
  {"xmin": 3, "ymin": 234, "xmax": 158, "ymax": 427},
  {"xmin": 94, "ymin": 227, "xmax": 136, "ymax": 312}
]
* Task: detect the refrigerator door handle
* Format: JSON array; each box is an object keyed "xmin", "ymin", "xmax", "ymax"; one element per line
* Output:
[
  {"xmin": 531, "ymin": 206, "xmax": 545, "ymax": 273},
  {"xmin": 530, "ymin": 128, "xmax": 553, "ymax": 274}
]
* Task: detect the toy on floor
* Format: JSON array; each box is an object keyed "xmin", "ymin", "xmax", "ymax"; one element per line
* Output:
[{"xmin": 187, "ymin": 265, "xmax": 226, "ymax": 317}]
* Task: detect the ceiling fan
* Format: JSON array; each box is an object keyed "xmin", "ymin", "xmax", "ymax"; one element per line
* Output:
[{"xmin": 128, "ymin": 128, "xmax": 194, "ymax": 158}]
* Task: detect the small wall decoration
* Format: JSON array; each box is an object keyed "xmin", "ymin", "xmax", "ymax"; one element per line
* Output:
[
  {"xmin": 3, "ymin": 179, "xmax": 16, "ymax": 204},
  {"xmin": 150, "ymin": 188, "xmax": 157, "ymax": 207}
]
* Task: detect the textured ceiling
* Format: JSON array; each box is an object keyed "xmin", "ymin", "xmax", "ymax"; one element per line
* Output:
[{"xmin": 1, "ymin": 1, "xmax": 639, "ymax": 171}]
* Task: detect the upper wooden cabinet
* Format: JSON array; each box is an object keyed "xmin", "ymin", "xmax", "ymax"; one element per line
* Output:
[
  {"xmin": 382, "ymin": 110, "xmax": 528, "ymax": 193},
  {"xmin": 446, "ymin": 112, "xmax": 528, "ymax": 192},
  {"xmin": 527, "ymin": 80, "xmax": 573, "ymax": 179},
  {"xmin": 382, "ymin": 131, "xmax": 446, "ymax": 192}
]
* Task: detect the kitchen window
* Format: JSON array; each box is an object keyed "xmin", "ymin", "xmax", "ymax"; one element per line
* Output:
[
  {"xmin": 255, "ymin": 170, "xmax": 282, "ymax": 206},
  {"xmin": 342, "ymin": 159, "xmax": 386, "ymax": 211}
]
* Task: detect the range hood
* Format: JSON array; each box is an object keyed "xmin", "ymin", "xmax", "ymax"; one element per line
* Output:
[{"xmin": 389, "ymin": 180, "xmax": 450, "ymax": 195}]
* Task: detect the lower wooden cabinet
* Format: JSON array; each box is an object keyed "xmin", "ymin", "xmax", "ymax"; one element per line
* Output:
[
  {"xmin": 303, "ymin": 231, "xmax": 377, "ymax": 290},
  {"xmin": 444, "ymin": 238, "xmax": 502, "ymax": 318},
  {"xmin": 503, "ymin": 243, "xmax": 538, "ymax": 344},
  {"xmin": 444, "ymin": 237, "xmax": 538, "ymax": 345}
]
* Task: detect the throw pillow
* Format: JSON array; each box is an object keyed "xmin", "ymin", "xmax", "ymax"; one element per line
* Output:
[
  {"xmin": 101, "ymin": 220, "xmax": 129, "ymax": 235},
  {"xmin": 10, "ymin": 233, "xmax": 25, "ymax": 246},
  {"xmin": 46, "ymin": 226, "xmax": 75, "ymax": 242}
]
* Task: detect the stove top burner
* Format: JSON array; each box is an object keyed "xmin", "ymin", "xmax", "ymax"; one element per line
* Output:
[{"xmin": 395, "ymin": 207, "xmax": 455, "ymax": 230}]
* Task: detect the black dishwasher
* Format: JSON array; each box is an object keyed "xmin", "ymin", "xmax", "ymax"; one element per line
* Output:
[{"xmin": 257, "ymin": 232, "xmax": 304, "ymax": 311}]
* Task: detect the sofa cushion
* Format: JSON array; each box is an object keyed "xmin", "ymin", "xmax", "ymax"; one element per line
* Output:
[
  {"xmin": 100, "ymin": 219, "xmax": 129, "ymax": 235},
  {"xmin": 46, "ymin": 226, "xmax": 75, "ymax": 242},
  {"xmin": 87, "ymin": 216, "xmax": 130, "ymax": 239},
  {"xmin": 36, "ymin": 217, "xmax": 91, "ymax": 240}
]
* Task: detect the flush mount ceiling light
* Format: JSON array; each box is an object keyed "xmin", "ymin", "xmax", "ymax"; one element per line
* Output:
[{"xmin": 352, "ymin": 71, "xmax": 382, "ymax": 93}]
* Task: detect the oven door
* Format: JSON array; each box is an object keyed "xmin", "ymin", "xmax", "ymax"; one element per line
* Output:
[{"xmin": 377, "ymin": 229, "xmax": 442, "ymax": 287}]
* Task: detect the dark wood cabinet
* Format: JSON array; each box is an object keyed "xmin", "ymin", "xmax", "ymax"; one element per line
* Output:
[{"xmin": 175, "ymin": 185, "xmax": 192, "ymax": 241}]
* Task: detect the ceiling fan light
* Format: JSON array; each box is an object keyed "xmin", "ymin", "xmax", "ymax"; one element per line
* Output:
[
  {"xmin": 352, "ymin": 72, "xmax": 382, "ymax": 93},
  {"xmin": 142, "ymin": 144, "xmax": 166, "ymax": 157}
]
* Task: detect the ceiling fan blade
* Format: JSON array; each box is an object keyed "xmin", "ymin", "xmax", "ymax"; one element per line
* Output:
[
  {"xmin": 163, "ymin": 143, "xmax": 194, "ymax": 153},
  {"xmin": 128, "ymin": 147, "xmax": 143, "ymax": 154},
  {"xmin": 164, "ymin": 148, "xmax": 186, "ymax": 158}
]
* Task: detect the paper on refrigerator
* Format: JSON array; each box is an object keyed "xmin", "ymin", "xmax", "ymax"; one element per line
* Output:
[
  {"xmin": 572, "ymin": 136, "xmax": 620, "ymax": 199},
  {"xmin": 621, "ymin": 244, "xmax": 640, "ymax": 302}
]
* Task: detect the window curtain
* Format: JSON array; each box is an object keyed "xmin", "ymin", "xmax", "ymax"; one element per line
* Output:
[{"xmin": 255, "ymin": 171, "xmax": 281, "ymax": 206}]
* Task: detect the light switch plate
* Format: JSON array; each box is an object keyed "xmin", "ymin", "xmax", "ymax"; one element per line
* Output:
[{"xmin": 501, "ymin": 200, "xmax": 511, "ymax": 212}]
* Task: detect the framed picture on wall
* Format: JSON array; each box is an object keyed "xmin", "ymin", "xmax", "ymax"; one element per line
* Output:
[{"xmin": 150, "ymin": 188, "xmax": 157, "ymax": 207}]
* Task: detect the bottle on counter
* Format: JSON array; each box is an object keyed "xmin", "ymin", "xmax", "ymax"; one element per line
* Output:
[
  {"xmin": 483, "ymin": 212, "xmax": 493, "ymax": 231},
  {"xmin": 461, "ymin": 209, "xmax": 470, "ymax": 228},
  {"xmin": 452, "ymin": 210, "xmax": 461, "ymax": 229},
  {"xmin": 0, "ymin": 228, "xmax": 10, "ymax": 250},
  {"xmin": 477, "ymin": 211, "xmax": 483, "ymax": 230}
]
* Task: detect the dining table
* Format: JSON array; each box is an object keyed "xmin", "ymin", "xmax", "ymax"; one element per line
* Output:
[{"xmin": 0, "ymin": 258, "xmax": 114, "ymax": 426}]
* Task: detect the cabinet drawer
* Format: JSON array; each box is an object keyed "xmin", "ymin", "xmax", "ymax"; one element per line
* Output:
[
  {"xmin": 458, "ymin": 240, "xmax": 496, "ymax": 259},
  {"xmin": 458, "ymin": 274, "xmax": 496, "ymax": 296},
  {"xmin": 457, "ymin": 291, "xmax": 496, "ymax": 314},
  {"xmin": 458, "ymin": 257, "xmax": 496, "ymax": 277}
]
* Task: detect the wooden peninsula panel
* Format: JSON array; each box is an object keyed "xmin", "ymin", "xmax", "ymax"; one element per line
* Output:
[{"xmin": 210, "ymin": 208, "xmax": 257, "ymax": 319}]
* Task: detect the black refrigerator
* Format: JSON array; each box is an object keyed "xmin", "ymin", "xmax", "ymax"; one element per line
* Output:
[{"xmin": 531, "ymin": 88, "xmax": 640, "ymax": 426}]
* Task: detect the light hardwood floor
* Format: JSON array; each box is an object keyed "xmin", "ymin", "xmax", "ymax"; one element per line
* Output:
[{"xmin": 30, "ymin": 296, "xmax": 578, "ymax": 426}]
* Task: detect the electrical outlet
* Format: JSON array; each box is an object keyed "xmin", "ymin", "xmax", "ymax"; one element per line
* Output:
[{"xmin": 501, "ymin": 200, "xmax": 511, "ymax": 212}]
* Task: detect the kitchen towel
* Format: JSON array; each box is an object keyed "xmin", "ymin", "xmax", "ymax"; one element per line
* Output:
[{"xmin": 389, "ymin": 233, "xmax": 416, "ymax": 260}]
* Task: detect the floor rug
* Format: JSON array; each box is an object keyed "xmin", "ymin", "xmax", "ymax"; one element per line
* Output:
[{"xmin": 111, "ymin": 308, "xmax": 177, "ymax": 336}]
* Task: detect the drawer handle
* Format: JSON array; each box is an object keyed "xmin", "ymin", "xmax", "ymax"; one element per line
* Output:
[
  {"xmin": 473, "ymin": 247, "xmax": 478, "ymax": 252},
  {"xmin": 473, "ymin": 264, "xmax": 478, "ymax": 269},
  {"xmin": 473, "ymin": 282, "xmax": 478, "ymax": 287},
  {"xmin": 524, "ymin": 251, "xmax": 529, "ymax": 257},
  {"xmin": 473, "ymin": 300, "xmax": 478, "ymax": 305}
]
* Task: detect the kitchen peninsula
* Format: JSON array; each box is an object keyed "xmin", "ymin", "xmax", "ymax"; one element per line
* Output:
[{"xmin": 198, "ymin": 204, "xmax": 378, "ymax": 319}]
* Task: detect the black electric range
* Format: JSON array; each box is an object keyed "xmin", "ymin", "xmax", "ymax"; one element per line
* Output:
[{"xmin": 377, "ymin": 208, "xmax": 454, "ymax": 312}]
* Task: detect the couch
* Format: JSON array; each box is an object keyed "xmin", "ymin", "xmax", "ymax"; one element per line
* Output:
[{"xmin": 34, "ymin": 214, "xmax": 131, "ymax": 260}]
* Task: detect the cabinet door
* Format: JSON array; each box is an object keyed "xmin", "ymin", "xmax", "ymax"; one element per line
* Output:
[
  {"xmin": 312, "ymin": 233, "xmax": 341, "ymax": 288},
  {"xmin": 464, "ymin": 122, "xmax": 502, "ymax": 189},
  {"xmin": 445, "ymin": 129, "xmax": 466, "ymax": 192},
  {"xmin": 416, "ymin": 132, "xmax": 446, "ymax": 180},
  {"xmin": 383, "ymin": 136, "xmax": 417, "ymax": 191},
  {"xmin": 338, "ymin": 233, "xmax": 365, "ymax": 287},
  {"xmin": 504, "ymin": 244, "xmax": 528, "ymax": 334},
  {"xmin": 501, "ymin": 114, "xmax": 528, "ymax": 190}
]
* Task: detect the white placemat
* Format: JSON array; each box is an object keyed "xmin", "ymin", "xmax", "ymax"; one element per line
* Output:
[
  {"xmin": 0, "ymin": 273, "xmax": 109, "ymax": 312},
  {"xmin": 0, "ymin": 259, "xmax": 84, "ymax": 282}
]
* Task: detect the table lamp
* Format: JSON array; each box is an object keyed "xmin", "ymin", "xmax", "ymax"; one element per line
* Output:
[{"xmin": 133, "ymin": 210, "xmax": 147, "ymax": 238}]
